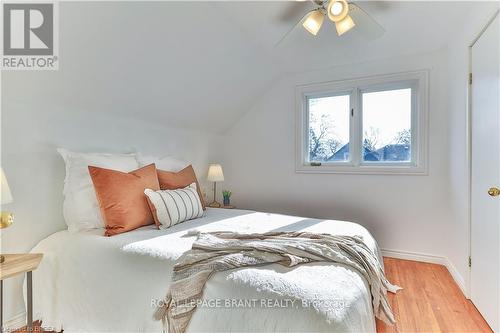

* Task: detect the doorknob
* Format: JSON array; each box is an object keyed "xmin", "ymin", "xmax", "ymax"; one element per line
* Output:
[{"xmin": 488, "ymin": 187, "xmax": 500, "ymax": 197}]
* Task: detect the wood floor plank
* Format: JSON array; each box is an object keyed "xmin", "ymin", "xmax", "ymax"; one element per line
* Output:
[{"xmin": 377, "ymin": 258, "xmax": 493, "ymax": 333}]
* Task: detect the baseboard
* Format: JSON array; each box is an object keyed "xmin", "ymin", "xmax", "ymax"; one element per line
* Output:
[
  {"xmin": 3, "ymin": 311, "xmax": 26, "ymax": 331},
  {"xmin": 381, "ymin": 248, "xmax": 447, "ymax": 265},
  {"xmin": 444, "ymin": 258, "xmax": 468, "ymax": 298},
  {"xmin": 381, "ymin": 248, "xmax": 467, "ymax": 297}
]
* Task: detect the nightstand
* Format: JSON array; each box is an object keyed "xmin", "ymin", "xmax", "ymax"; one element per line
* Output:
[
  {"xmin": 219, "ymin": 205, "xmax": 235, "ymax": 209},
  {"xmin": 0, "ymin": 253, "xmax": 43, "ymax": 332}
]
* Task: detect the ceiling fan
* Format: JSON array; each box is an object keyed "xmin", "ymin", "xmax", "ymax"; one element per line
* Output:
[{"xmin": 276, "ymin": 0, "xmax": 385, "ymax": 45}]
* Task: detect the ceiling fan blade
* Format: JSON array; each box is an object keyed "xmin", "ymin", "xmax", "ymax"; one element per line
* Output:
[
  {"xmin": 311, "ymin": 0, "xmax": 325, "ymax": 6},
  {"xmin": 278, "ymin": 2, "xmax": 311, "ymax": 22},
  {"xmin": 274, "ymin": 11, "xmax": 313, "ymax": 48},
  {"xmin": 348, "ymin": 3, "xmax": 385, "ymax": 40}
]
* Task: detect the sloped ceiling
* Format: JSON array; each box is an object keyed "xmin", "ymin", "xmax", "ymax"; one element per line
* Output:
[
  {"xmin": 2, "ymin": 1, "xmax": 495, "ymax": 134},
  {"xmin": 2, "ymin": 2, "xmax": 279, "ymax": 134}
]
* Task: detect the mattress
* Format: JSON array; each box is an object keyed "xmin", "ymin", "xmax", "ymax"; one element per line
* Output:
[{"xmin": 30, "ymin": 208, "xmax": 382, "ymax": 333}]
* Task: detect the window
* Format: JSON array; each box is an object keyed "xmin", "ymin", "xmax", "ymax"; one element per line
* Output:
[
  {"xmin": 308, "ymin": 93, "xmax": 351, "ymax": 163},
  {"xmin": 362, "ymin": 88, "xmax": 412, "ymax": 163},
  {"xmin": 296, "ymin": 71, "xmax": 428, "ymax": 174}
]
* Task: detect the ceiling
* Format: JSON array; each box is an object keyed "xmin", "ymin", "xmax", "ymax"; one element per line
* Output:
[
  {"xmin": 214, "ymin": 1, "xmax": 491, "ymax": 73},
  {"xmin": 2, "ymin": 1, "xmax": 496, "ymax": 134}
]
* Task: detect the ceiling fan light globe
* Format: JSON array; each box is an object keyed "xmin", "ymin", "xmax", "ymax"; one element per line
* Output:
[
  {"xmin": 302, "ymin": 10, "xmax": 325, "ymax": 36},
  {"xmin": 327, "ymin": 0, "xmax": 349, "ymax": 22},
  {"xmin": 331, "ymin": 2, "xmax": 343, "ymax": 16},
  {"xmin": 335, "ymin": 14, "xmax": 355, "ymax": 36}
]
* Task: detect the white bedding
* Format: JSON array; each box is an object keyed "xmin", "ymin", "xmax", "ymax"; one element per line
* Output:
[{"xmin": 30, "ymin": 208, "xmax": 383, "ymax": 333}]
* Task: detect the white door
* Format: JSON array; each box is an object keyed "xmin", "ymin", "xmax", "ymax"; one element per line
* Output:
[{"xmin": 471, "ymin": 12, "xmax": 500, "ymax": 333}]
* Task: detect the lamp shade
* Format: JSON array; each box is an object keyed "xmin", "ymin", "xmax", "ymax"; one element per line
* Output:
[
  {"xmin": 302, "ymin": 9, "xmax": 325, "ymax": 36},
  {"xmin": 1, "ymin": 168, "xmax": 13, "ymax": 205},
  {"xmin": 335, "ymin": 14, "xmax": 355, "ymax": 36},
  {"xmin": 207, "ymin": 164, "xmax": 224, "ymax": 182}
]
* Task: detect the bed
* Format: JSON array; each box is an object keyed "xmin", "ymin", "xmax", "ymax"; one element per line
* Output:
[{"xmin": 30, "ymin": 208, "xmax": 384, "ymax": 333}]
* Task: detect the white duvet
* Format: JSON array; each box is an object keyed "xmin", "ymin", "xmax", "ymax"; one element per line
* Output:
[{"xmin": 30, "ymin": 208, "xmax": 383, "ymax": 333}]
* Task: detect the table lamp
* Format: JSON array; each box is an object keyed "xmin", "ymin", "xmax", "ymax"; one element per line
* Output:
[
  {"xmin": 1, "ymin": 167, "xmax": 14, "ymax": 263},
  {"xmin": 207, "ymin": 164, "xmax": 224, "ymax": 208}
]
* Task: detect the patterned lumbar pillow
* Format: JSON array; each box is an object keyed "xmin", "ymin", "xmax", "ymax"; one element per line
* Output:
[{"xmin": 144, "ymin": 183, "xmax": 203, "ymax": 229}]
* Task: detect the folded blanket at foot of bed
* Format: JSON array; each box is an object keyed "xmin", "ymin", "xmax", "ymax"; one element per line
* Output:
[{"xmin": 154, "ymin": 231, "xmax": 401, "ymax": 333}]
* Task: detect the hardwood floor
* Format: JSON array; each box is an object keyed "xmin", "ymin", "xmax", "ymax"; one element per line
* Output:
[
  {"xmin": 13, "ymin": 321, "xmax": 46, "ymax": 333},
  {"xmin": 377, "ymin": 257, "xmax": 492, "ymax": 333},
  {"xmin": 14, "ymin": 258, "xmax": 491, "ymax": 333}
]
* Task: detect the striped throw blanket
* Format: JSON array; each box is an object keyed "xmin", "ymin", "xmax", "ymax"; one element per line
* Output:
[{"xmin": 154, "ymin": 231, "xmax": 401, "ymax": 333}]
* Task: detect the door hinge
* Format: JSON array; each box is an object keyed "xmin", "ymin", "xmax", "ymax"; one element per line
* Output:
[
  {"xmin": 468, "ymin": 256, "xmax": 472, "ymax": 267},
  {"xmin": 469, "ymin": 73, "xmax": 473, "ymax": 85},
  {"xmin": 351, "ymin": 108, "xmax": 354, "ymax": 117}
]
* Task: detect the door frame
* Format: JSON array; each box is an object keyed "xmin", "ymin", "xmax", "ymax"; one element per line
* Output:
[{"xmin": 466, "ymin": 9, "xmax": 500, "ymax": 299}]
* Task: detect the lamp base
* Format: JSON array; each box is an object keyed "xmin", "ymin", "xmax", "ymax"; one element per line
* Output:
[
  {"xmin": 1, "ymin": 211, "xmax": 13, "ymax": 229},
  {"xmin": 0, "ymin": 211, "xmax": 13, "ymax": 264},
  {"xmin": 208, "ymin": 201, "xmax": 222, "ymax": 208}
]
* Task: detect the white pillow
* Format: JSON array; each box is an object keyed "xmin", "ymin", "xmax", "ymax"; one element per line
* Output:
[
  {"xmin": 144, "ymin": 183, "xmax": 203, "ymax": 229},
  {"xmin": 58, "ymin": 148, "xmax": 139, "ymax": 232},
  {"xmin": 136, "ymin": 153, "xmax": 188, "ymax": 172}
]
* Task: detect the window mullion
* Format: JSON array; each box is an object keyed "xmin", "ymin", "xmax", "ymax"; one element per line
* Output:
[
  {"xmin": 304, "ymin": 95, "xmax": 310, "ymax": 165},
  {"xmin": 411, "ymin": 85, "xmax": 418, "ymax": 167},
  {"xmin": 350, "ymin": 88, "xmax": 361, "ymax": 167}
]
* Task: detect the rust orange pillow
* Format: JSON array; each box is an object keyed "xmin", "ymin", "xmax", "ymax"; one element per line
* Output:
[
  {"xmin": 157, "ymin": 165, "xmax": 206, "ymax": 210},
  {"xmin": 88, "ymin": 164, "xmax": 160, "ymax": 236}
]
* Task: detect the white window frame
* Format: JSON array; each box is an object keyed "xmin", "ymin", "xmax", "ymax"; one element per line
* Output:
[{"xmin": 295, "ymin": 70, "xmax": 429, "ymax": 175}]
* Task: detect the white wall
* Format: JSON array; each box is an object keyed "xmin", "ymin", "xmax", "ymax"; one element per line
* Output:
[
  {"xmin": 218, "ymin": 0, "xmax": 499, "ymax": 293},
  {"xmin": 0, "ymin": 2, "xmax": 236, "ymax": 323},
  {"xmin": 217, "ymin": 49, "xmax": 454, "ymax": 269},
  {"xmin": 0, "ymin": 76, "xmax": 221, "ymax": 323}
]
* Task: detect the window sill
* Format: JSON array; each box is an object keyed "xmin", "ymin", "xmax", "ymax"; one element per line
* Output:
[{"xmin": 295, "ymin": 164, "xmax": 428, "ymax": 175}]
